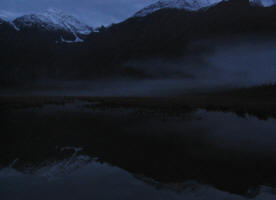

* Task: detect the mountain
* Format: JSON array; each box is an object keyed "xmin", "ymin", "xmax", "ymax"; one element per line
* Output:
[
  {"xmin": 82, "ymin": 0, "xmax": 276, "ymax": 75},
  {"xmin": 1, "ymin": 0, "xmax": 276, "ymax": 84},
  {"xmin": 250, "ymin": 0, "xmax": 276, "ymax": 6},
  {"xmin": 134, "ymin": 0, "xmax": 276, "ymax": 17},
  {"xmin": 135, "ymin": 0, "xmax": 223, "ymax": 17},
  {"xmin": 0, "ymin": 9, "xmax": 93, "ymax": 84},
  {"xmin": 13, "ymin": 8, "xmax": 93, "ymax": 42},
  {"xmin": 0, "ymin": 18, "xmax": 5, "ymax": 24},
  {"xmin": 86, "ymin": 0, "xmax": 276, "ymax": 56},
  {"xmin": 0, "ymin": 17, "xmax": 19, "ymax": 41},
  {"xmin": 0, "ymin": 17, "xmax": 19, "ymax": 31}
]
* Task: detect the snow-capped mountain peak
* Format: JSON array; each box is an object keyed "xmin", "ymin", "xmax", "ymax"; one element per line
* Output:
[
  {"xmin": 14, "ymin": 8, "xmax": 92, "ymax": 37},
  {"xmin": 134, "ymin": 0, "xmax": 276, "ymax": 17},
  {"xmin": 0, "ymin": 12, "xmax": 20, "ymax": 31},
  {"xmin": 134, "ymin": 0, "xmax": 225, "ymax": 17}
]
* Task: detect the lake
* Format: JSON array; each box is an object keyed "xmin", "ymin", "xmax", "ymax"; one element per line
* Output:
[{"xmin": 1, "ymin": 102, "xmax": 276, "ymax": 200}]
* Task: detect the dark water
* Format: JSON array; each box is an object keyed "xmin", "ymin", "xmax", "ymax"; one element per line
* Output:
[{"xmin": 1, "ymin": 102, "xmax": 276, "ymax": 200}]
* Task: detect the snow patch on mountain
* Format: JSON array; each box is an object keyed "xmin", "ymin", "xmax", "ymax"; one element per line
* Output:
[
  {"xmin": 250, "ymin": 0, "xmax": 276, "ymax": 6},
  {"xmin": 61, "ymin": 35, "xmax": 84, "ymax": 43},
  {"xmin": 0, "ymin": 10, "xmax": 20, "ymax": 21},
  {"xmin": 134, "ymin": 0, "xmax": 225, "ymax": 17},
  {"xmin": 0, "ymin": 18, "xmax": 4, "ymax": 24},
  {"xmin": 9, "ymin": 22, "xmax": 20, "ymax": 31},
  {"xmin": 0, "ymin": 11, "xmax": 20, "ymax": 31},
  {"xmin": 134, "ymin": 0, "xmax": 276, "ymax": 17},
  {"xmin": 14, "ymin": 8, "xmax": 92, "ymax": 37}
]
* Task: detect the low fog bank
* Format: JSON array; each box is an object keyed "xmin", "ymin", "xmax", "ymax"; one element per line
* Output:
[
  {"xmin": 204, "ymin": 35, "xmax": 276, "ymax": 86},
  {"xmin": 125, "ymin": 35, "xmax": 276, "ymax": 87},
  {"xmin": 2, "ymin": 35, "xmax": 276, "ymax": 97},
  {"xmin": 0, "ymin": 79, "xmax": 240, "ymax": 97}
]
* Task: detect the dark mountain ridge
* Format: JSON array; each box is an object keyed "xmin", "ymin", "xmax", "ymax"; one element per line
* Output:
[
  {"xmin": 1, "ymin": 0, "xmax": 276, "ymax": 84},
  {"xmin": 85, "ymin": 0, "xmax": 276, "ymax": 58}
]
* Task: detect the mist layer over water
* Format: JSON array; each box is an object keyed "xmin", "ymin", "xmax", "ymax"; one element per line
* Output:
[{"xmin": 2, "ymin": 35, "xmax": 276, "ymax": 96}]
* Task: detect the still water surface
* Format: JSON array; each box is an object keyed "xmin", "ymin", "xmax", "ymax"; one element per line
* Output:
[{"xmin": 1, "ymin": 103, "xmax": 276, "ymax": 200}]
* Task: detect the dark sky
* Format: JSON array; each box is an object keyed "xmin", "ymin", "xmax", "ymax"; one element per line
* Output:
[{"xmin": 0, "ymin": 0, "xmax": 156, "ymax": 27}]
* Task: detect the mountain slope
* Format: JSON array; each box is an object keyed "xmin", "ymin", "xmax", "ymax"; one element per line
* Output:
[
  {"xmin": 135, "ymin": 0, "xmax": 223, "ymax": 17},
  {"xmin": 82, "ymin": 0, "xmax": 276, "ymax": 74},
  {"xmin": 13, "ymin": 8, "xmax": 93, "ymax": 42},
  {"xmin": 250, "ymin": 0, "xmax": 276, "ymax": 6},
  {"xmin": 2, "ymin": 0, "xmax": 276, "ymax": 83},
  {"xmin": 0, "ymin": 18, "xmax": 5, "ymax": 24},
  {"xmin": 135, "ymin": 0, "xmax": 276, "ymax": 17}
]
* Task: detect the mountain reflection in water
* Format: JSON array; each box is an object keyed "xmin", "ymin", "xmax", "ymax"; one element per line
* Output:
[{"xmin": 1, "ymin": 104, "xmax": 276, "ymax": 200}]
